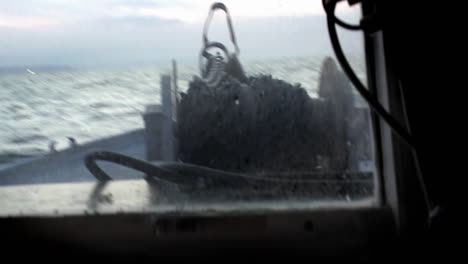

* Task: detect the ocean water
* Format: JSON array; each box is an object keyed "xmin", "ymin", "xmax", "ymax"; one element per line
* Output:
[{"xmin": 0, "ymin": 56, "xmax": 366, "ymax": 165}]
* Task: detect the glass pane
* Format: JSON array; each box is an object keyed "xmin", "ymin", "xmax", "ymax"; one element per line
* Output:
[{"xmin": 0, "ymin": 1, "xmax": 375, "ymax": 203}]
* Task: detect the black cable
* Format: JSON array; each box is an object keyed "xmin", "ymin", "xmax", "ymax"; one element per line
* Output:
[
  {"xmin": 323, "ymin": 0, "xmax": 435, "ymax": 227},
  {"xmin": 333, "ymin": 14, "xmax": 362, "ymax": 30},
  {"xmin": 85, "ymin": 150, "xmax": 372, "ymax": 186},
  {"xmin": 398, "ymin": 79, "xmax": 437, "ymax": 227},
  {"xmin": 334, "ymin": 17, "xmax": 361, "ymax": 30},
  {"xmin": 84, "ymin": 150, "xmax": 168, "ymax": 181},
  {"xmin": 324, "ymin": 0, "xmax": 363, "ymax": 30},
  {"xmin": 323, "ymin": 0, "xmax": 416, "ymax": 149}
]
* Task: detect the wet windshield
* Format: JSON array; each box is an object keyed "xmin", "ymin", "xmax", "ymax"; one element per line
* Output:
[{"xmin": 0, "ymin": 1, "xmax": 374, "ymax": 204}]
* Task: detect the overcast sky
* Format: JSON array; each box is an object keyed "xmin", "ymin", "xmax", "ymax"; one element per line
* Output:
[{"xmin": 0, "ymin": 0, "xmax": 363, "ymax": 69}]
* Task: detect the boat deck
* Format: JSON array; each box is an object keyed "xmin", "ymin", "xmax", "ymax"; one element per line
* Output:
[{"xmin": 0, "ymin": 129, "xmax": 146, "ymax": 186}]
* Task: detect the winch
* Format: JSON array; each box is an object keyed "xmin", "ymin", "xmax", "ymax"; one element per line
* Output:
[{"xmin": 84, "ymin": 2, "xmax": 373, "ymax": 196}]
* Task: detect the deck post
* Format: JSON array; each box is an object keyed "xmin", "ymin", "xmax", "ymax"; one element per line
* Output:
[{"xmin": 143, "ymin": 74, "xmax": 176, "ymax": 162}]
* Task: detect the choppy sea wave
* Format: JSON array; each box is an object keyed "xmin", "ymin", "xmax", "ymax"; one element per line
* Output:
[{"xmin": 0, "ymin": 56, "xmax": 366, "ymax": 165}]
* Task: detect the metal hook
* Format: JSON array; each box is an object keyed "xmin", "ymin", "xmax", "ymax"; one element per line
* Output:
[
  {"xmin": 199, "ymin": 41, "xmax": 230, "ymax": 78},
  {"xmin": 202, "ymin": 2, "xmax": 240, "ymax": 56}
]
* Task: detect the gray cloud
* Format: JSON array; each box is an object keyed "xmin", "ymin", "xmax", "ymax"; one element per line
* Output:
[{"xmin": 0, "ymin": 1, "xmax": 363, "ymax": 69}]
